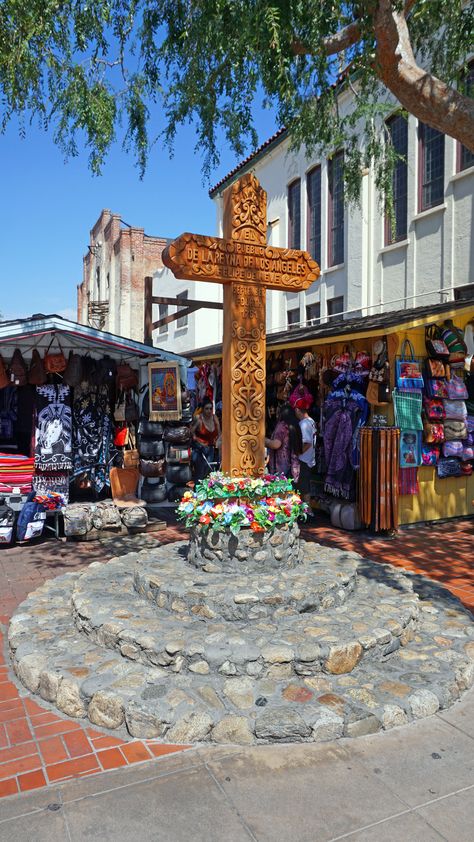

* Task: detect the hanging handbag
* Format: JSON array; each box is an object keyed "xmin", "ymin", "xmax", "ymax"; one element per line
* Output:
[
  {"xmin": 393, "ymin": 388, "xmax": 423, "ymax": 430},
  {"xmin": 0, "ymin": 355, "xmax": 8, "ymax": 390},
  {"xmin": 94, "ymin": 356, "xmax": 116, "ymax": 387},
  {"xmin": 163, "ymin": 426, "xmax": 192, "ymax": 444},
  {"xmin": 116, "ymin": 362, "xmax": 139, "ymax": 391},
  {"xmin": 28, "ymin": 349, "xmax": 47, "ymax": 386},
  {"xmin": 424, "ymin": 378, "xmax": 448, "ymax": 399},
  {"xmin": 125, "ymin": 393, "xmax": 139, "ymax": 423},
  {"xmin": 445, "ymin": 374, "xmax": 468, "ymax": 400},
  {"xmin": 139, "ymin": 438, "xmax": 165, "ymax": 459},
  {"xmin": 123, "ymin": 446, "xmax": 139, "ymax": 470},
  {"xmin": 141, "ymin": 478, "xmax": 167, "ymax": 504},
  {"xmin": 421, "ymin": 444, "xmax": 440, "ymax": 466},
  {"xmin": 139, "ymin": 458, "xmax": 166, "ymax": 478},
  {"xmin": 462, "ymin": 445, "xmax": 474, "ymax": 461},
  {"xmin": 437, "ymin": 457, "xmax": 463, "ymax": 479},
  {"xmin": 63, "ymin": 351, "xmax": 83, "ymax": 387},
  {"xmin": 10, "ymin": 348, "xmax": 28, "ymax": 385},
  {"xmin": 137, "ymin": 419, "xmax": 164, "ymax": 438},
  {"xmin": 396, "ymin": 339, "xmax": 424, "ymax": 390},
  {"xmin": 425, "ymin": 325, "xmax": 450, "ymax": 362},
  {"xmin": 423, "ymin": 421, "xmax": 445, "ymax": 444},
  {"xmin": 165, "ymin": 463, "xmax": 193, "ymax": 484},
  {"xmin": 167, "ymin": 485, "xmax": 191, "ymax": 503},
  {"xmin": 166, "ymin": 444, "xmax": 192, "ymax": 464},
  {"xmin": 114, "ymin": 391, "xmax": 126, "ymax": 422},
  {"xmin": 423, "ymin": 398, "xmax": 446, "ymax": 421},
  {"xmin": 399, "ymin": 430, "xmax": 422, "ymax": 468},
  {"xmin": 441, "ymin": 321, "xmax": 467, "ymax": 365},
  {"xmin": 424, "ymin": 358, "xmax": 446, "ymax": 379},
  {"xmin": 442, "ymin": 440, "xmax": 463, "ymax": 458},
  {"xmin": 443, "ymin": 400, "xmax": 467, "ymax": 420},
  {"xmin": 43, "ymin": 337, "xmax": 67, "ymax": 374},
  {"xmin": 461, "ymin": 462, "xmax": 473, "ymax": 476},
  {"xmin": 444, "ymin": 420, "xmax": 467, "ymax": 441},
  {"xmin": 367, "ymin": 379, "xmax": 390, "ymax": 406},
  {"xmin": 114, "ymin": 425, "xmax": 129, "ymax": 447}
]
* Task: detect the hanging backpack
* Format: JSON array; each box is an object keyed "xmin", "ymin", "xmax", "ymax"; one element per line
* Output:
[
  {"xmin": 425, "ymin": 325, "xmax": 450, "ymax": 362},
  {"xmin": 10, "ymin": 348, "xmax": 28, "ymax": 386},
  {"xmin": 0, "ymin": 355, "xmax": 9, "ymax": 390},
  {"xmin": 28, "ymin": 349, "xmax": 47, "ymax": 386}
]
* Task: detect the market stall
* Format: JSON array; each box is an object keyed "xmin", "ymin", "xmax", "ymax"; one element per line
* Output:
[
  {"xmin": 188, "ymin": 298, "xmax": 474, "ymax": 530},
  {"xmin": 0, "ymin": 314, "xmax": 190, "ymax": 543}
]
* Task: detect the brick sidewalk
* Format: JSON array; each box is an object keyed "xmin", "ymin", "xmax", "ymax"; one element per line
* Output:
[{"xmin": 1, "ymin": 512, "xmax": 473, "ymax": 798}]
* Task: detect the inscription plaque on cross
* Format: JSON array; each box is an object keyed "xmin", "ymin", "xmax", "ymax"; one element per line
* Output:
[{"xmin": 162, "ymin": 173, "xmax": 320, "ymax": 477}]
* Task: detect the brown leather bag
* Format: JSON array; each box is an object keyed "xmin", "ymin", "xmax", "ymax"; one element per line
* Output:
[
  {"xmin": 44, "ymin": 337, "xmax": 66, "ymax": 374},
  {"xmin": 139, "ymin": 458, "xmax": 166, "ymax": 477},
  {"xmin": 116, "ymin": 362, "xmax": 138, "ymax": 391},
  {"xmin": 10, "ymin": 349, "xmax": 28, "ymax": 386},
  {"xmin": 163, "ymin": 426, "xmax": 192, "ymax": 444},
  {"xmin": 28, "ymin": 349, "xmax": 47, "ymax": 385},
  {"xmin": 0, "ymin": 355, "xmax": 9, "ymax": 389}
]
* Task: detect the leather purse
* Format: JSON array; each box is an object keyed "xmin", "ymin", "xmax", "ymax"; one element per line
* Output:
[
  {"xmin": 63, "ymin": 351, "xmax": 84, "ymax": 387},
  {"xmin": 163, "ymin": 426, "xmax": 192, "ymax": 444},
  {"xmin": 141, "ymin": 478, "xmax": 167, "ymax": 504},
  {"xmin": 44, "ymin": 338, "xmax": 66, "ymax": 374},
  {"xmin": 444, "ymin": 420, "xmax": 467, "ymax": 441},
  {"xmin": 138, "ymin": 419, "xmax": 163, "ymax": 438},
  {"xmin": 28, "ymin": 349, "xmax": 47, "ymax": 386},
  {"xmin": 116, "ymin": 362, "xmax": 138, "ymax": 391},
  {"xmin": 165, "ymin": 463, "xmax": 193, "ymax": 484},
  {"xmin": 139, "ymin": 458, "xmax": 166, "ymax": 478},
  {"xmin": 138, "ymin": 438, "xmax": 165, "ymax": 459}
]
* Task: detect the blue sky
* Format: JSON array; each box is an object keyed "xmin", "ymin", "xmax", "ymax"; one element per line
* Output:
[{"xmin": 0, "ymin": 109, "xmax": 278, "ymax": 322}]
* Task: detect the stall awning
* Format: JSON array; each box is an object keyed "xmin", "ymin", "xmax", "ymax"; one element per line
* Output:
[
  {"xmin": 187, "ymin": 298, "xmax": 474, "ymax": 361},
  {"xmin": 0, "ymin": 314, "xmax": 190, "ymax": 373}
]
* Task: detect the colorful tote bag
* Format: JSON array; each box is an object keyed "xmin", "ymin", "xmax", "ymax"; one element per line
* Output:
[
  {"xmin": 425, "ymin": 325, "xmax": 450, "ymax": 362},
  {"xmin": 396, "ymin": 340, "xmax": 424, "ymax": 391},
  {"xmin": 399, "ymin": 430, "xmax": 422, "ymax": 468},
  {"xmin": 424, "ymin": 378, "xmax": 448, "ymax": 399},
  {"xmin": 445, "ymin": 374, "xmax": 468, "ymax": 400},
  {"xmin": 421, "ymin": 444, "xmax": 440, "ymax": 466},
  {"xmin": 393, "ymin": 388, "xmax": 423, "ymax": 430}
]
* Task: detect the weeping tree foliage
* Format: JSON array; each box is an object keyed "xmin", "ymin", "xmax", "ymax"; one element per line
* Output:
[{"xmin": 0, "ymin": 1, "xmax": 473, "ymax": 202}]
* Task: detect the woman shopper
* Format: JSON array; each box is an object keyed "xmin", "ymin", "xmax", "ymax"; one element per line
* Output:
[
  {"xmin": 294, "ymin": 397, "xmax": 317, "ymax": 507},
  {"xmin": 265, "ymin": 404, "xmax": 302, "ymax": 482},
  {"xmin": 191, "ymin": 400, "xmax": 221, "ymax": 481}
]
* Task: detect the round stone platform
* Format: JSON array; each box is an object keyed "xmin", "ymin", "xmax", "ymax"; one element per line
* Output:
[{"xmin": 8, "ymin": 538, "xmax": 474, "ymax": 745}]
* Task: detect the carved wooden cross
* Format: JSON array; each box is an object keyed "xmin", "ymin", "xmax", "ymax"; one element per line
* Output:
[{"xmin": 162, "ymin": 173, "xmax": 320, "ymax": 477}]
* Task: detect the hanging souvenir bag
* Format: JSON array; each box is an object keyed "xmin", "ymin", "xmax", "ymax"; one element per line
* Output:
[
  {"xmin": 0, "ymin": 355, "xmax": 8, "ymax": 390},
  {"xmin": 443, "ymin": 440, "xmax": 463, "ymax": 458},
  {"xmin": 163, "ymin": 426, "xmax": 192, "ymax": 444},
  {"xmin": 425, "ymin": 325, "xmax": 450, "ymax": 362},
  {"xmin": 441, "ymin": 320, "xmax": 467, "ymax": 366},
  {"xmin": 63, "ymin": 351, "xmax": 83, "ymax": 387},
  {"xmin": 43, "ymin": 337, "xmax": 66, "ymax": 374},
  {"xmin": 424, "ymin": 378, "xmax": 448, "ymax": 399},
  {"xmin": 116, "ymin": 362, "xmax": 138, "ymax": 391},
  {"xmin": 138, "ymin": 438, "xmax": 165, "ymax": 459},
  {"xmin": 114, "ymin": 425, "xmax": 129, "ymax": 447},
  {"xmin": 425, "ymin": 358, "xmax": 446, "ymax": 379},
  {"xmin": 461, "ymin": 462, "xmax": 473, "ymax": 476},
  {"xmin": 396, "ymin": 339, "xmax": 424, "ymax": 390},
  {"xmin": 138, "ymin": 419, "xmax": 164, "ymax": 438},
  {"xmin": 423, "ymin": 421, "xmax": 445, "ymax": 444},
  {"xmin": 165, "ymin": 463, "xmax": 193, "ymax": 484},
  {"xmin": 443, "ymin": 400, "xmax": 467, "ymax": 420},
  {"xmin": 421, "ymin": 444, "xmax": 440, "ymax": 466},
  {"xmin": 10, "ymin": 348, "xmax": 28, "ymax": 385},
  {"xmin": 125, "ymin": 392, "xmax": 139, "ymax": 423},
  {"xmin": 123, "ymin": 429, "xmax": 139, "ymax": 469},
  {"xmin": 94, "ymin": 356, "xmax": 116, "ymax": 387},
  {"xmin": 444, "ymin": 420, "xmax": 467, "ymax": 441},
  {"xmin": 423, "ymin": 398, "xmax": 446, "ymax": 421},
  {"xmin": 462, "ymin": 445, "xmax": 474, "ymax": 461},
  {"xmin": 114, "ymin": 391, "xmax": 126, "ymax": 422},
  {"xmin": 393, "ymin": 388, "xmax": 423, "ymax": 430},
  {"xmin": 437, "ymin": 457, "xmax": 463, "ymax": 479},
  {"xmin": 399, "ymin": 430, "xmax": 422, "ymax": 468},
  {"xmin": 445, "ymin": 373, "xmax": 468, "ymax": 400},
  {"xmin": 28, "ymin": 349, "xmax": 47, "ymax": 386},
  {"xmin": 139, "ymin": 458, "xmax": 166, "ymax": 478},
  {"xmin": 141, "ymin": 477, "xmax": 167, "ymax": 504},
  {"xmin": 367, "ymin": 379, "xmax": 390, "ymax": 406}
]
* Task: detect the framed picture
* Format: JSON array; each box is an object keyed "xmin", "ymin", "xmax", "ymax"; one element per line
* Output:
[{"xmin": 148, "ymin": 362, "xmax": 182, "ymax": 421}]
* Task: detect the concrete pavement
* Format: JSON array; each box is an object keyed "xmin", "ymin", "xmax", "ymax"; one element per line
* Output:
[{"xmin": 1, "ymin": 687, "xmax": 474, "ymax": 841}]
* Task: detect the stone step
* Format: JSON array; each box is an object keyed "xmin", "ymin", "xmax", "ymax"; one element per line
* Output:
[
  {"xmin": 133, "ymin": 540, "xmax": 360, "ymax": 622},
  {"xmin": 8, "ymin": 566, "xmax": 474, "ymax": 744},
  {"xmin": 70, "ymin": 548, "xmax": 424, "ymax": 679}
]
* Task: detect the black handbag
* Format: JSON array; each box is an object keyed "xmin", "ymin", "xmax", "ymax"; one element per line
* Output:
[
  {"xmin": 141, "ymin": 478, "xmax": 167, "ymax": 503},
  {"xmin": 166, "ymin": 463, "xmax": 192, "ymax": 484},
  {"xmin": 163, "ymin": 426, "xmax": 192, "ymax": 444},
  {"xmin": 437, "ymin": 456, "xmax": 463, "ymax": 479},
  {"xmin": 167, "ymin": 485, "xmax": 191, "ymax": 503},
  {"xmin": 138, "ymin": 418, "xmax": 164, "ymax": 438},
  {"xmin": 139, "ymin": 458, "xmax": 166, "ymax": 478},
  {"xmin": 138, "ymin": 438, "xmax": 165, "ymax": 459},
  {"xmin": 125, "ymin": 393, "xmax": 139, "ymax": 423},
  {"xmin": 63, "ymin": 351, "xmax": 84, "ymax": 387}
]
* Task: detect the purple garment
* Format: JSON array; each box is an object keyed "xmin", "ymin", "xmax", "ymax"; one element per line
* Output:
[
  {"xmin": 269, "ymin": 421, "xmax": 300, "ymax": 482},
  {"xmin": 323, "ymin": 407, "xmax": 354, "ymax": 499}
]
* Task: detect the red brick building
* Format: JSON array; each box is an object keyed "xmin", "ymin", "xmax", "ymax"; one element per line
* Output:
[{"xmin": 77, "ymin": 210, "xmax": 168, "ymax": 342}]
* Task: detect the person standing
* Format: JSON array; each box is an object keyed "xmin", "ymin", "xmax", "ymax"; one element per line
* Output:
[
  {"xmin": 190, "ymin": 400, "xmax": 221, "ymax": 481},
  {"xmin": 265, "ymin": 404, "xmax": 302, "ymax": 482},
  {"xmin": 294, "ymin": 397, "xmax": 316, "ymax": 506}
]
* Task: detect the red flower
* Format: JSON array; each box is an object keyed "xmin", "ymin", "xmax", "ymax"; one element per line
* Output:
[
  {"xmin": 199, "ymin": 514, "xmax": 211, "ymax": 524},
  {"xmin": 250, "ymin": 521, "xmax": 265, "ymax": 532}
]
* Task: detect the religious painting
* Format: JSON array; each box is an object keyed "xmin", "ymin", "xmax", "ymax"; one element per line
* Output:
[{"xmin": 148, "ymin": 361, "xmax": 182, "ymax": 421}]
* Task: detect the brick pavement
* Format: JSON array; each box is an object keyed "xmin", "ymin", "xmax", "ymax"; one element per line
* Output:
[{"xmin": 0, "ymin": 511, "xmax": 473, "ymax": 798}]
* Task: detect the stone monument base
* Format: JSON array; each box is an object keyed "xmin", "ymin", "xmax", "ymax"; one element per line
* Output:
[{"xmin": 187, "ymin": 522, "xmax": 302, "ymax": 573}]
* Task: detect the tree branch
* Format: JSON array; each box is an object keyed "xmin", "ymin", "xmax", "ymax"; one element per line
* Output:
[
  {"xmin": 374, "ymin": 0, "xmax": 474, "ymax": 152},
  {"xmin": 292, "ymin": 20, "xmax": 361, "ymax": 57}
]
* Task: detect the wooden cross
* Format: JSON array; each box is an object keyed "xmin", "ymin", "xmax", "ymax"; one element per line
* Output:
[{"xmin": 162, "ymin": 173, "xmax": 320, "ymax": 477}]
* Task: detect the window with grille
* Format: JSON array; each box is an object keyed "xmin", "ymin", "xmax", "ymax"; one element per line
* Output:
[
  {"xmin": 459, "ymin": 64, "xmax": 474, "ymax": 171},
  {"xmin": 327, "ymin": 296, "xmax": 344, "ymax": 322},
  {"xmin": 287, "ymin": 308, "xmax": 300, "ymax": 329},
  {"xmin": 307, "ymin": 167, "xmax": 321, "ymax": 265},
  {"xmin": 306, "ymin": 302, "xmax": 321, "ymax": 324},
  {"xmin": 328, "ymin": 152, "xmax": 344, "ymax": 266},
  {"xmin": 385, "ymin": 114, "xmax": 408, "ymax": 244},
  {"xmin": 159, "ymin": 303, "xmax": 168, "ymax": 334},
  {"xmin": 176, "ymin": 290, "xmax": 188, "ymax": 328},
  {"xmin": 288, "ymin": 180, "xmax": 301, "ymax": 250},
  {"xmin": 419, "ymin": 123, "xmax": 444, "ymax": 211}
]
